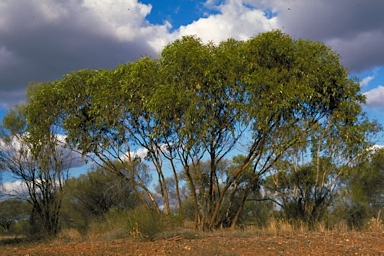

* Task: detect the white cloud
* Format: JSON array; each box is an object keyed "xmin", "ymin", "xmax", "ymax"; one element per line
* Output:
[
  {"xmin": 135, "ymin": 147, "xmax": 149, "ymax": 161},
  {"xmin": 0, "ymin": 134, "xmax": 31, "ymax": 162},
  {"xmin": 364, "ymin": 85, "xmax": 384, "ymax": 109},
  {"xmin": 1, "ymin": 180, "xmax": 28, "ymax": 197},
  {"xmin": 0, "ymin": 133, "xmax": 85, "ymax": 169},
  {"xmin": 122, "ymin": 144, "xmax": 171, "ymax": 163},
  {"xmin": 370, "ymin": 144, "xmax": 384, "ymax": 151},
  {"xmin": 122, "ymin": 148, "xmax": 148, "ymax": 162},
  {"xmin": 1, "ymin": 179, "xmax": 67, "ymax": 197},
  {"xmin": 54, "ymin": 134, "xmax": 85, "ymax": 168},
  {"xmin": 80, "ymin": 0, "xmax": 161, "ymax": 41},
  {"xmin": 361, "ymin": 75, "xmax": 375, "ymax": 87},
  {"xmin": 0, "ymin": 0, "xmax": 170, "ymax": 108},
  {"xmin": 174, "ymin": 0, "xmax": 277, "ymax": 44}
]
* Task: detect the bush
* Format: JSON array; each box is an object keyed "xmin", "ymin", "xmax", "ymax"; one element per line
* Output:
[
  {"xmin": 119, "ymin": 206, "xmax": 166, "ymax": 241},
  {"xmin": 87, "ymin": 206, "xmax": 172, "ymax": 241}
]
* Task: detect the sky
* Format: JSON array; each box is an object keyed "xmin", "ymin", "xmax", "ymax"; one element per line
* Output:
[{"xmin": 0, "ymin": 0, "xmax": 383, "ymax": 138}]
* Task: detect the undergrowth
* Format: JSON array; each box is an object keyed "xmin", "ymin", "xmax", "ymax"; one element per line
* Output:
[{"xmin": 49, "ymin": 215, "xmax": 384, "ymax": 244}]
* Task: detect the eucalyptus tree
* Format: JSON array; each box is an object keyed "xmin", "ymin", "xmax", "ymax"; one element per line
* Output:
[
  {"xmin": 0, "ymin": 105, "xmax": 71, "ymax": 236},
  {"xmin": 263, "ymin": 110, "xmax": 379, "ymax": 227},
  {"xmin": 265, "ymin": 156, "xmax": 342, "ymax": 225},
  {"xmin": 61, "ymin": 166, "xmax": 141, "ymax": 230},
  {"xmin": 338, "ymin": 147, "xmax": 384, "ymax": 227},
  {"xmin": 0, "ymin": 199, "xmax": 29, "ymax": 233},
  {"xmin": 351, "ymin": 147, "xmax": 384, "ymax": 216},
  {"xmin": 26, "ymin": 67, "xmax": 166, "ymax": 214},
  {"xmin": 208, "ymin": 31, "xmax": 380, "ymax": 229},
  {"xmin": 26, "ymin": 30, "xmax": 380, "ymax": 230},
  {"xmin": 151, "ymin": 36, "xmax": 247, "ymax": 228}
]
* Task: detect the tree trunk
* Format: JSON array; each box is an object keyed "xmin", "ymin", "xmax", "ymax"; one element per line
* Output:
[
  {"xmin": 184, "ymin": 165, "xmax": 199, "ymax": 229},
  {"xmin": 170, "ymin": 157, "xmax": 183, "ymax": 218}
]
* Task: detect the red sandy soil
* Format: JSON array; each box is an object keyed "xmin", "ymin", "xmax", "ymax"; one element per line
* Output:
[{"xmin": 1, "ymin": 231, "xmax": 384, "ymax": 255}]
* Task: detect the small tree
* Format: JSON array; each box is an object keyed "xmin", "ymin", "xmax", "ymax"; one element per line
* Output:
[
  {"xmin": 351, "ymin": 148, "xmax": 384, "ymax": 216},
  {"xmin": 334, "ymin": 147, "xmax": 384, "ymax": 228},
  {"xmin": 0, "ymin": 199, "xmax": 30, "ymax": 234},
  {"xmin": 61, "ymin": 167, "xmax": 141, "ymax": 230},
  {"xmin": 264, "ymin": 112, "xmax": 380, "ymax": 227},
  {"xmin": 265, "ymin": 158, "xmax": 338, "ymax": 225},
  {"xmin": 0, "ymin": 106, "xmax": 71, "ymax": 237}
]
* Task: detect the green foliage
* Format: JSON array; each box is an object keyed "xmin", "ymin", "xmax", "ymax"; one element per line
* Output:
[
  {"xmin": 115, "ymin": 206, "xmax": 166, "ymax": 241},
  {"xmin": 88, "ymin": 206, "xmax": 170, "ymax": 241},
  {"xmin": 332, "ymin": 148, "xmax": 384, "ymax": 229},
  {"xmin": 268, "ymin": 165, "xmax": 330, "ymax": 223},
  {"xmin": 0, "ymin": 105, "xmax": 71, "ymax": 238},
  {"xmin": 1, "ymin": 105, "xmax": 27, "ymax": 136},
  {"xmin": 24, "ymin": 30, "xmax": 380, "ymax": 230},
  {"xmin": 0, "ymin": 199, "xmax": 30, "ymax": 235},
  {"xmin": 350, "ymin": 148, "xmax": 384, "ymax": 209},
  {"xmin": 61, "ymin": 168, "xmax": 141, "ymax": 231}
]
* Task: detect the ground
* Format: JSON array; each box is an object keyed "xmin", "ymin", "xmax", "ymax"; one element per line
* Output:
[{"xmin": 1, "ymin": 231, "xmax": 384, "ymax": 255}]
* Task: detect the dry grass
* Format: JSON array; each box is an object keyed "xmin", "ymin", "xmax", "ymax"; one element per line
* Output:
[
  {"xmin": 86, "ymin": 218, "xmax": 131, "ymax": 242},
  {"xmin": 366, "ymin": 217, "xmax": 384, "ymax": 232},
  {"xmin": 42, "ymin": 217, "xmax": 384, "ymax": 248},
  {"xmin": 5, "ymin": 230, "xmax": 384, "ymax": 256},
  {"xmin": 262, "ymin": 219, "xmax": 296, "ymax": 236},
  {"xmin": 4, "ymin": 218, "xmax": 384, "ymax": 256},
  {"xmin": 55, "ymin": 228, "xmax": 83, "ymax": 242}
]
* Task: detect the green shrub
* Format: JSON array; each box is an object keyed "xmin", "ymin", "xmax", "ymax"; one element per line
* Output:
[
  {"xmin": 122, "ymin": 206, "xmax": 167, "ymax": 241},
  {"xmin": 88, "ymin": 206, "xmax": 171, "ymax": 241}
]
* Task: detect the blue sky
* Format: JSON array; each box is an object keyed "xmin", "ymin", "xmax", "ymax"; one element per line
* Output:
[
  {"xmin": 0, "ymin": 0, "xmax": 383, "ymax": 142},
  {"xmin": 140, "ymin": 0, "xmax": 208, "ymax": 29}
]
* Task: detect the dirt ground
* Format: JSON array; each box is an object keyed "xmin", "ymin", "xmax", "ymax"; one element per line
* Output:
[{"xmin": 1, "ymin": 231, "xmax": 384, "ymax": 255}]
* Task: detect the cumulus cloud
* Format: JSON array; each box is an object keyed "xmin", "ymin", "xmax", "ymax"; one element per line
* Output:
[
  {"xmin": 326, "ymin": 31, "xmax": 384, "ymax": 72},
  {"xmin": 1, "ymin": 180, "xmax": 28, "ymax": 197},
  {"xmin": 364, "ymin": 85, "xmax": 384, "ymax": 109},
  {"xmin": 0, "ymin": 0, "xmax": 170, "ymax": 108},
  {"xmin": 0, "ymin": 133, "xmax": 85, "ymax": 169},
  {"xmin": 174, "ymin": 0, "xmax": 384, "ymax": 121},
  {"xmin": 173, "ymin": 0, "xmax": 277, "ymax": 43},
  {"xmin": 1, "ymin": 0, "xmax": 384, "ymax": 109},
  {"xmin": 262, "ymin": 0, "xmax": 384, "ymax": 72},
  {"xmin": 172, "ymin": 0, "xmax": 384, "ymax": 72}
]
